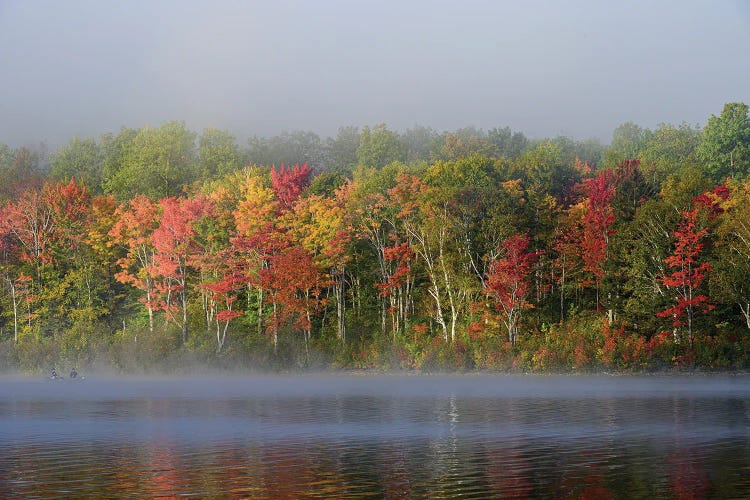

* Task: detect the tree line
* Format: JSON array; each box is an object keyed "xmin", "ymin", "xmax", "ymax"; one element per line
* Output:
[{"xmin": 1, "ymin": 102, "xmax": 749, "ymax": 372}]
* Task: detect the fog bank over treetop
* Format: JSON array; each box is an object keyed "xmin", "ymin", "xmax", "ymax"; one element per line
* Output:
[{"xmin": 1, "ymin": 0, "xmax": 749, "ymax": 146}]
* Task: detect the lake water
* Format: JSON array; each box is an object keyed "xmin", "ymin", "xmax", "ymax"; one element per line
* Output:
[{"xmin": 1, "ymin": 374, "xmax": 749, "ymax": 498}]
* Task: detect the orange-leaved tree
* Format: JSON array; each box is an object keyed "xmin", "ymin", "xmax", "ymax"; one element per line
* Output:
[{"xmin": 109, "ymin": 195, "xmax": 161, "ymax": 332}]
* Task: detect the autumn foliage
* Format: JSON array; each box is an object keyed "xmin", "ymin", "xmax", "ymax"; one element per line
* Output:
[
  {"xmin": 271, "ymin": 162, "xmax": 311, "ymax": 211},
  {"xmin": 485, "ymin": 233, "xmax": 538, "ymax": 346},
  {"xmin": 3, "ymin": 106, "xmax": 750, "ymax": 372},
  {"xmin": 579, "ymin": 169, "xmax": 616, "ymax": 291},
  {"xmin": 656, "ymin": 208, "xmax": 714, "ymax": 348}
]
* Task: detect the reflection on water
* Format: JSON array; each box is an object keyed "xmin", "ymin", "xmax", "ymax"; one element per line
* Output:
[{"xmin": 1, "ymin": 375, "xmax": 750, "ymax": 498}]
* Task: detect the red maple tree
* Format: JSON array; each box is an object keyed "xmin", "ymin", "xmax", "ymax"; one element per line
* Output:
[
  {"xmin": 250, "ymin": 232, "xmax": 328, "ymax": 357},
  {"xmin": 486, "ymin": 233, "xmax": 538, "ymax": 346},
  {"xmin": 151, "ymin": 195, "xmax": 215, "ymax": 342},
  {"xmin": 202, "ymin": 263, "xmax": 244, "ymax": 353},
  {"xmin": 656, "ymin": 208, "xmax": 713, "ymax": 348},
  {"xmin": 692, "ymin": 183, "xmax": 730, "ymax": 218},
  {"xmin": 579, "ymin": 169, "xmax": 616, "ymax": 308},
  {"xmin": 271, "ymin": 162, "xmax": 311, "ymax": 211},
  {"xmin": 375, "ymin": 241, "xmax": 414, "ymax": 339}
]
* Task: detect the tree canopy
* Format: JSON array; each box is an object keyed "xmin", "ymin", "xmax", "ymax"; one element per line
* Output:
[{"xmin": 3, "ymin": 103, "xmax": 750, "ymax": 373}]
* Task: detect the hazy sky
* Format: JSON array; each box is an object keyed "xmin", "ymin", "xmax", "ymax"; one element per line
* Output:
[{"xmin": 1, "ymin": 0, "xmax": 749, "ymax": 147}]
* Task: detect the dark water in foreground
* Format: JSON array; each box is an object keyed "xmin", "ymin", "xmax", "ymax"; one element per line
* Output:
[{"xmin": 1, "ymin": 375, "xmax": 750, "ymax": 498}]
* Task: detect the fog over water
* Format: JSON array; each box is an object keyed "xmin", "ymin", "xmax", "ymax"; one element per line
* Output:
[
  {"xmin": 2, "ymin": 375, "xmax": 750, "ymax": 497},
  {"xmin": 1, "ymin": 0, "xmax": 749, "ymax": 147}
]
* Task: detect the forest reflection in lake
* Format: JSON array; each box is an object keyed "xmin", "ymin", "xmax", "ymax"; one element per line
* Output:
[{"xmin": 1, "ymin": 375, "xmax": 750, "ymax": 498}]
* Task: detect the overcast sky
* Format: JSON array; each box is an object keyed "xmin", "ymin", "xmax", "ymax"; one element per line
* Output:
[{"xmin": 1, "ymin": 0, "xmax": 749, "ymax": 147}]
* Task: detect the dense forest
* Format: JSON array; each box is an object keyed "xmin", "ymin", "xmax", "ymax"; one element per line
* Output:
[{"xmin": 1, "ymin": 102, "xmax": 750, "ymax": 373}]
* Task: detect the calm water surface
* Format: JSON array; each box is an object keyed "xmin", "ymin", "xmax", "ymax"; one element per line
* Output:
[{"xmin": 1, "ymin": 374, "xmax": 749, "ymax": 498}]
